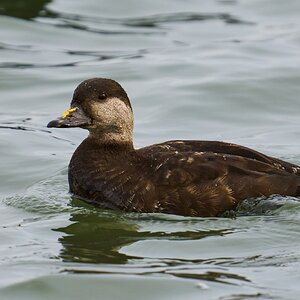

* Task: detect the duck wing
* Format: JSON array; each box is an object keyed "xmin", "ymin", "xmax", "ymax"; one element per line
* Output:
[
  {"xmin": 141, "ymin": 140, "xmax": 300, "ymax": 176},
  {"xmin": 137, "ymin": 142, "xmax": 300, "ymax": 216}
]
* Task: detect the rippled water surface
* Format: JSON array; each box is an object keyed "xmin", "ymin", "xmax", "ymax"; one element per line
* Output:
[{"xmin": 1, "ymin": 0, "xmax": 300, "ymax": 299}]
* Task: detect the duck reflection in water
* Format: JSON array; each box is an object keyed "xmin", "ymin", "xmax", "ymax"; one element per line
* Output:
[
  {"xmin": 53, "ymin": 201, "xmax": 139, "ymax": 264},
  {"xmin": 53, "ymin": 199, "xmax": 230, "ymax": 265},
  {"xmin": 0, "ymin": 0, "xmax": 51, "ymax": 19}
]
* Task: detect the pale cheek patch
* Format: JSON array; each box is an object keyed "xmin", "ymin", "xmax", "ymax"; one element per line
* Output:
[{"xmin": 90, "ymin": 97, "xmax": 133, "ymax": 126}]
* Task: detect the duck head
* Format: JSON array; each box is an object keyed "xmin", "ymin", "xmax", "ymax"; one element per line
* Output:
[{"xmin": 47, "ymin": 78, "xmax": 134, "ymax": 145}]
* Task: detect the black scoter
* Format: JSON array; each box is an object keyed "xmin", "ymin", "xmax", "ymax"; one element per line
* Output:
[{"xmin": 47, "ymin": 78, "xmax": 300, "ymax": 217}]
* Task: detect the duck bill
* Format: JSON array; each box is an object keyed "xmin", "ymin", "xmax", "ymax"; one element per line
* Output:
[{"xmin": 47, "ymin": 106, "xmax": 91, "ymax": 128}]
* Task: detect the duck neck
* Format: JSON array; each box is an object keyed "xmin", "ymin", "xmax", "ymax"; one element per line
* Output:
[{"xmin": 87, "ymin": 125, "xmax": 134, "ymax": 151}]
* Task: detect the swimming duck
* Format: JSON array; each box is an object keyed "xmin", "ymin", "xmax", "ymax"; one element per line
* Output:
[{"xmin": 47, "ymin": 78, "xmax": 300, "ymax": 217}]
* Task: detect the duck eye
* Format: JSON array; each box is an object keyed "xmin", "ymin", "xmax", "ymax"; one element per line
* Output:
[{"xmin": 98, "ymin": 93, "xmax": 107, "ymax": 100}]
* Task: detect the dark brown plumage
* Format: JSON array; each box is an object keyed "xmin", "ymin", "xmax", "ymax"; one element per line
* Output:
[{"xmin": 47, "ymin": 78, "xmax": 300, "ymax": 217}]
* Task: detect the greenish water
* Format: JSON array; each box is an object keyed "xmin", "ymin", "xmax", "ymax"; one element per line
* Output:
[{"xmin": 1, "ymin": 0, "xmax": 300, "ymax": 299}]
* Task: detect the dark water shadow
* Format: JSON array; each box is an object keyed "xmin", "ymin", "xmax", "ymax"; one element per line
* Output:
[
  {"xmin": 0, "ymin": 0, "xmax": 51, "ymax": 19},
  {"xmin": 0, "ymin": 50, "xmax": 145, "ymax": 69},
  {"xmin": 0, "ymin": 124, "xmax": 51, "ymax": 133},
  {"xmin": 169, "ymin": 270, "xmax": 250, "ymax": 285},
  {"xmin": 53, "ymin": 199, "xmax": 231, "ymax": 265},
  {"xmin": 43, "ymin": 9, "xmax": 254, "ymax": 28},
  {"xmin": 120, "ymin": 12, "xmax": 255, "ymax": 27},
  {"xmin": 0, "ymin": 118, "xmax": 52, "ymax": 133}
]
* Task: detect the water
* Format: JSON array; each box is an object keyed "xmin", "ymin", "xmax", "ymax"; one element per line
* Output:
[{"xmin": 1, "ymin": 0, "xmax": 300, "ymax": 299}]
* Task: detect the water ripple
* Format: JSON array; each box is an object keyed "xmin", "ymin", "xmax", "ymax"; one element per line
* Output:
[{"xmin": 41, "ymin": 9, "xmax": 255, "ymax": 28}]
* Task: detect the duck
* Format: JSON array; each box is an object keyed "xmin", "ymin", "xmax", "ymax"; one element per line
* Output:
[{"xmin": 47, "ymin": 78, "xmax": 300, "ymax": 217}]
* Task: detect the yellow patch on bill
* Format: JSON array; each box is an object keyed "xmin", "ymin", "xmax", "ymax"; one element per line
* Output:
[{"xmin": 60, "ymin": 107, "xmax": 78, "ymax": 118}]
